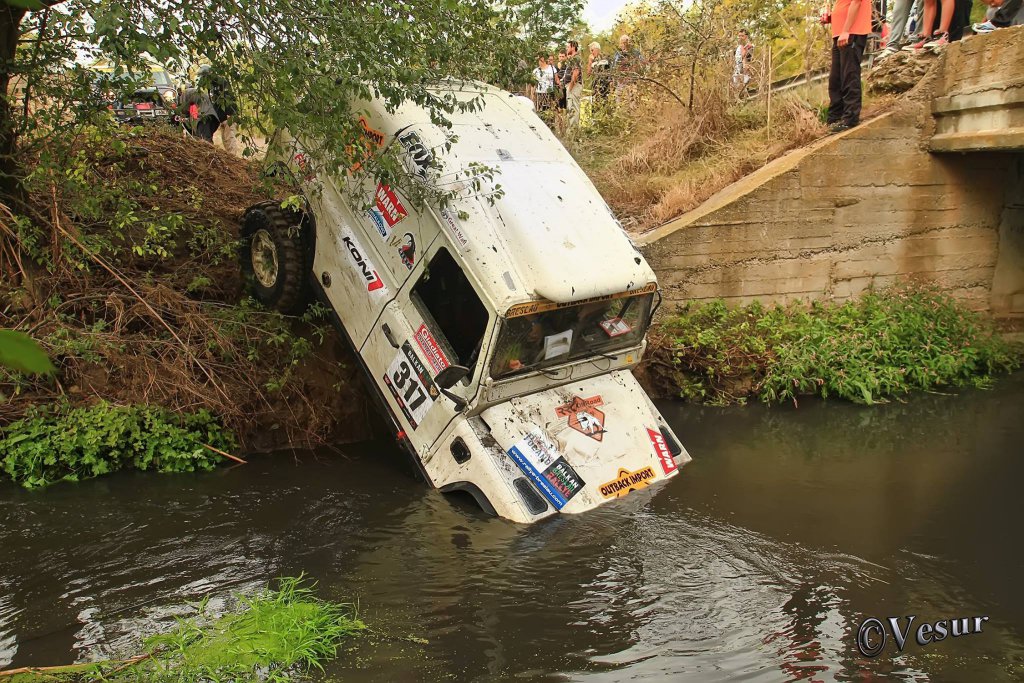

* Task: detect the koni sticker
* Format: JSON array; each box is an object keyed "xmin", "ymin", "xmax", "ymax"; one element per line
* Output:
[
  {"xmin": 383, "ymin": 341, "xmax": 439, "ymax": 429},
  {"xmin": 599, "ymin": 466, "xmax": 656, "ymax": 499},
  {"xmin": 339, "ymin": 229, "xmax": 388, "ymax": 296},
  {"xmin": 414, "ymin": 324, "xmax": 450, "ymax": 374},
  {"xmin": 398, "ymin": 130, "xmax": 433, "ymax": 180},
  {"xmin": 555, "ymin": 395, "xmax": 606, "ymax": 442},
  {"xmin": 375, "ymin": 183, "xmax": 408, "ymax": 228},
  {"xmin": 506, "ymin": 429, "xmax": 585, "ymax": 510},
  {"xmin": 648, "ymin": 428, "xmax": 677, "ymax": 475},
  {"xmin": 505, "ymin": 283, "xmax": 657, "ymax": 318},
  {"xmin": 399, "ymin": 232, "xmax": 416, "ymax": 270}
]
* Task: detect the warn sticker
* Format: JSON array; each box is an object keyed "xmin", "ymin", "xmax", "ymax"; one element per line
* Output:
[
  {"xmin": 375, "ymin": 183, "xmax": 407, "ymax": 228},
  {"xmin": 647, "ymin": 428, "xmax": 677, "ymax": 475},
  {"xmin": 555, "ymin": 395, "xmax": 605, "ymax": 442},
  {"xmin": 599, "ymin": 466, "xmax": 656, "ymax": 499},
  {"xmin": 414, "ymin": 324, "xmax": 450, "ymax": 374},
  {"xmin": 339, "ymin": 229, "xmax": 387, "ymax": 296}
]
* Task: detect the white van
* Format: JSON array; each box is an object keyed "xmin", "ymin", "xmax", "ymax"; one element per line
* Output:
[{"xmin": 240, "ymin": 82, "xmax": 690, "ymax": 523}]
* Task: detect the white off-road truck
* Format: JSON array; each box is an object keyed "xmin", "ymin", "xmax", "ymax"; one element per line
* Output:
[{"xmin": 239, "ymin": 81, "xmax": 690, "ymax": 523}]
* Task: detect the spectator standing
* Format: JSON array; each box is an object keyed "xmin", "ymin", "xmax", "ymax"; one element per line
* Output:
[
  {"xmin": 975, "ymin": 0, "xmax": 1024, "ymax": 31},
  {"xmin": 612, "ymin": 34, "xmax": 641, "ymax": 99},
  {"xmin": 904, "ymin": 0, "xmax": 957, "ymax": 49},
  {"xmin": 823, "ymin": 0, "xmax": 871, "ymax": 133},
  {"xmin": 732, "ymin": 29, "xmax": 754, "ymax": 92},
  {"xmin": 878, "ymin": 0, "xmax": 914, "ymax": 57},
  {"xmin": 532, "ymin": 54, "xmax": 557, "ymax": 111},
  {"xmin": 587, "ymin": 42, "xmax": 612, "ymax": 102},
  {"xmin": 564, "ymin": 40, "xmax": 583, "ymax": 135}
]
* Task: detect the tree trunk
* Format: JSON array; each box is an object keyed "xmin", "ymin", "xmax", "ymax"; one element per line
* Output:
[{"xmin": 0, "ymin": 4, "xmax": 27, "ymax": 199}]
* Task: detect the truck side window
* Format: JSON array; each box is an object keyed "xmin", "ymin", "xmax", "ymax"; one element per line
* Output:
[{"xmin": 410, "ymin": 248, "xmax": 488, "ymax": 373}]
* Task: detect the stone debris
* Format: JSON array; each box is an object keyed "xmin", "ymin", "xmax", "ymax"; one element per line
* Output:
[{"xmin": 867, "ymin": 50, "xmax": 938, "ymax": 95}]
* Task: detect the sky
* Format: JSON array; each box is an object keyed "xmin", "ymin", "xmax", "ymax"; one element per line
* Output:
[{"xmin": 583, "ymin": 0, "xmax": 635, "ymax": 33}]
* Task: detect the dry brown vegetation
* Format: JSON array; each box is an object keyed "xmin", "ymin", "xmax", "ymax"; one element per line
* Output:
[
  {"xmin": 573, "ymin": 72, "xmax": 827, "ymax": 233},
  {"xmin": 1, "ymin": 126, "xmax": 372, "ymax": 450}
]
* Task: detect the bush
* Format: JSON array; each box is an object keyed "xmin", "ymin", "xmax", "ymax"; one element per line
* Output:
[
  {"xmin": 0, "ymin": 403, "xmax": 236, "ymax": 488},
  {"xmin": 650, "ymin": 286, "xmax": 1022, "ymax": 405}
]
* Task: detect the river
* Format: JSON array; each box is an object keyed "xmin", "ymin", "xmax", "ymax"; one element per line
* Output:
[{"xmin": 2, "ymin": 373, "xmax": 1022, "ymax": 681}]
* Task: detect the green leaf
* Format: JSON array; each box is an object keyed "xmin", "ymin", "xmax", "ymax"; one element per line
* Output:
[{"xmin": 0, "ymin": 330, "xmax": 56, "ymax": 375}]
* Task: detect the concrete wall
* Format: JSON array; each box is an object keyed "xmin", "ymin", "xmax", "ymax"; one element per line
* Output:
[{"xmin": 639, "ymin": 28, "xmax": 1024, "ymax": 316}]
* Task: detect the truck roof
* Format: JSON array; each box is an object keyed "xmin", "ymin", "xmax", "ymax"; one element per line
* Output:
[{"xmin": 356, "ymin": 81, "xmax": 657, "ymax": 316}]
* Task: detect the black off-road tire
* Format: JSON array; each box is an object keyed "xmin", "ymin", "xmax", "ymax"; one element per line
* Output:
[{"xmin": 239, "ymin": 201, "xmax": 312, "ymax": 315}]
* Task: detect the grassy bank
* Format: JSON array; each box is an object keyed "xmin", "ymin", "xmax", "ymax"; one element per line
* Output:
[
  {"xmin": 2, "ymin": 577, "xmax": 365, "ymax": 682},
  {"xmin": 1, "ymin": 124, "xmax": 372, "ymax": 456},
  {"xmin": 640, "ymin": 287, "xmax": 1022, "ymax": 406}
]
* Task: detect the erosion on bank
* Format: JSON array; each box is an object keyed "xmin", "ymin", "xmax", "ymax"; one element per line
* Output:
[
  {"xmin": 1, "ymin": 577, "xmax": 365, "ymax": 682},
  {"xmin": 637, "ymin": 286, "xmax": 1022, "ymax": 406},
  {"xmin": 0, "ymin": 124, "xmax": 373, "ymax": 455}
]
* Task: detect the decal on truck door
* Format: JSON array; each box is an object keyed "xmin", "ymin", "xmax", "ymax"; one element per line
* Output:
[
  {"xmin": 506, "ymin": 429, "xmax": 585, "ymax": 510},
  {"xmin": 339, "ymin": 228, "xmax": 388, "ymax": 296},
  {"xmin": 413, "ymin": 324, "xmax": 450, "ymax": 374},
  {"xmin": 383, "ymin": 341, "xmax": 439, "ymax": 429},
  {"xmin": 375, "ymin": 183, "xmax": 408, "ymax": 229},
  {"xmin": 398, "ymin": 130, "xmax": 433, "ymax": 180}
]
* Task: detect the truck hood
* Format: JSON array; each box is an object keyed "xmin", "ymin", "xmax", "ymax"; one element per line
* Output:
[{"xmin": 480, "ymin": 370, "xmax": 689, "ymax": 514}]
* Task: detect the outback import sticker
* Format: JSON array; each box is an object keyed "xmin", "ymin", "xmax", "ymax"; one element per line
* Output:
[
  {"xmin": 647, "ymin": 427, "xmax": 677, "ymax": 475},
  {"xmin": 383, "ymin": 341, "xmax": 439, "ymax": 429},
  {"xmin": 599, "ymin": 466, "xmax": 656, "ymax": 499},
  {"xmin": 413, "ymin": 324, "xmax": 450, "ymax": 374},
  {"xmin": 339, "ymin": 229, "xmax": 388, "ymax": 296},
  {"xmin": 555, "ymin": 395, "xmax": 605, "ymax": 442},
  {"xmin": 506, "ymin": 429, "xmax": 585, "ymax": 510}
]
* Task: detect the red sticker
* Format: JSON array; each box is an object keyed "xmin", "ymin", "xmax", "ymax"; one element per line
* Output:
[
  {"xmin": 413, "ymin": 324, "xmax": 450, "ymax": 374},
  {"xmin": 648, "ymin": 427, "xmax": 677, "ymax": 475},
  {"xmin": 375, "ymin": 183, "xmax": 408, "ymax": 227},
  {"xmin": 555, "ymin": 396, "xmax": 606, "ymax": 442}
]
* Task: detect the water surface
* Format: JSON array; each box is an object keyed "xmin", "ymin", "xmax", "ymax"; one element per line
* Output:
[{"xmin": 2, "ymin": 374, "xmax": 1023, "ymax": 681}]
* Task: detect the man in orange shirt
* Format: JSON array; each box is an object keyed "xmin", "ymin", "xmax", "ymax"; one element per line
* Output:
[{"xmin": 822, "ymin": 0, "xmax": 871, "ymax": 133}]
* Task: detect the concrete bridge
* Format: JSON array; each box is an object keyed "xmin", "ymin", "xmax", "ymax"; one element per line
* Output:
[{"xmin": 640, "ymin": 26, "xmax": 1024, "ymax": 318}]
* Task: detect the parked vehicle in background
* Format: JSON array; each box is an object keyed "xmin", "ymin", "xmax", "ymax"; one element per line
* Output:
[
  {"xmin": 91, "ymin": 60, "xmax": 178, "ymax": 124},
  {"xmin": 239, "ymin": 82, "xmax": 691, "ymax": 523}
]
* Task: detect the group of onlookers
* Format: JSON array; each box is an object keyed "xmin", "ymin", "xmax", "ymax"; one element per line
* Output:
[
  {"xmin": 530, "ymin": 35, "xmax": 642, "ymax": 135},
  {"xmin": 879, "ymin": 0, "xmax": 1022, "ymax": 57},
  {"xmin": 826, "ymin": 0, "xmax": 1021, "ymax": 135}
]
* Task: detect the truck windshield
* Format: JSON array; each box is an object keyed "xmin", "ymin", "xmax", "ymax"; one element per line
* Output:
[{"xmin": 489, "ymin": 292, "xmax": 653, "ymax": 380}]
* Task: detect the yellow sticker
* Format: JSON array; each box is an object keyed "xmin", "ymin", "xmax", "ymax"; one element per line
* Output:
[{"xmin": 599, "ymin": 466, "xmax": 656, "ymax": 499}]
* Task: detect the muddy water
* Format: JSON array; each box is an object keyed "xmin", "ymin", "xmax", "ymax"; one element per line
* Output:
[{"xmin": 2, "ymin": 374, "xmax": 1023, "ymax": 681}]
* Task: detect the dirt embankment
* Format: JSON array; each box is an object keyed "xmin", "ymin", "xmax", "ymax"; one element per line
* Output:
[{"xmin": 1, "ymin": 128, "xmax": 373, "ymax": 451}]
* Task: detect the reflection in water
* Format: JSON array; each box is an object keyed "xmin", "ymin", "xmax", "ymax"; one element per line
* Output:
[{"xmin": 0, "ymin": 373, "xmax": 1022, "ymax": 681}]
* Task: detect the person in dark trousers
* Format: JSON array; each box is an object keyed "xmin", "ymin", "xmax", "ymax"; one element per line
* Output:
[
  {"xmin": 822, "ymin": 0, "xmax": 871, "ymax": 133},
  {"xmin": 178, "ymin": 65, "xmax": 237, "ymax": 142}
]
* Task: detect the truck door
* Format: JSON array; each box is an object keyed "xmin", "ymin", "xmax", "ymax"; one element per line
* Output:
[{"xmin": 361, "ymin": 245, "xmax": 492, "ymax": 456}]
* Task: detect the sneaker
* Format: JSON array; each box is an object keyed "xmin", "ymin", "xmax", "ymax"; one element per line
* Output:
[
  {"xmin": 972, "ymin": 21, "xmax": 997, "ymax": 34},
  {"xmin": 923, "ymin": 32, "xmax": 949, "ymax": 50},
  {"xmin": 902, "ymin": 34, "xmax": 928, "ymax": 51},
  {"xmin": 875, "ymin": 45, "xmax": 899, "ymax": 61},
  {"xmin": 828, "ymin": 121, "xmax": 854, "ymax": 134}
]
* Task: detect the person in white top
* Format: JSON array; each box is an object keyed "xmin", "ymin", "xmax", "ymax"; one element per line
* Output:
[{"xmin": 532, "ymin": 54, "xmax": 557, "ymax": 111}]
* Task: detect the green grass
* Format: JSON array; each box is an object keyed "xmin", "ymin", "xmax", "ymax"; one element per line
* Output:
[
  {"xmin": 650, "ymin": 286, "xmax": 1021, "ymax": 406},
  {"xmin": 5, "ymin": 577, "xmax": 365, "ymax": 683}
]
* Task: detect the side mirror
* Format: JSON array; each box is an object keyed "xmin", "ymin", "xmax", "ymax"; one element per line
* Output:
[{"xmin": 434, "ymin": 364, "xmax": 469, "ymax": 390}]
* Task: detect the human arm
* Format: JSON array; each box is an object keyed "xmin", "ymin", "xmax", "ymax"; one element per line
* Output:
[{"xmin": 838, "ymin": 0, "xmax": 861, "ymax": 46}]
